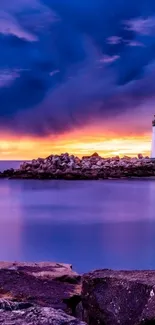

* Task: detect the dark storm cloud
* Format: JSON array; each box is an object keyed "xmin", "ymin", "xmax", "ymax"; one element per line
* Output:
[{"xmin": 0, "ymin": 0, "xmax": 155, "ymax": 135}]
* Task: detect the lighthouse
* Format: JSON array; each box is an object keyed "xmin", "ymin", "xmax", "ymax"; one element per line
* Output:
[{"xmin": 151, "ymin": 115, "xmax": 155, "ymax": 158}]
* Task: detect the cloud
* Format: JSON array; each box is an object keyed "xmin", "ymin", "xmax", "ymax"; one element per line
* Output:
[
  {"xmin": 0, "ymin": 0, "xmax": 155, "ymax": 137},
  {"xmin": 107, "ymin": 36, "xmax": 122, "ymax": 45},
  {"xmin": 3, "ymin": 51, "xmax": 155, "ymax": 137},
  {"xmin": 0, "ymin": 69, "xmax": 20, "ymax": 87},
  {"xmin": 98, "ymin": 55, "xmax": 120, "ymax": 64},
  {"xmin": 0, "ymin": 11, "xmax": 38, "ymax": 41},
  {"xmin": 0, "ymin": 0, "xmax": 59, "ymax": 41},
  {"xmin": 124, "ymin": 17, "xmax": 155, "ymax": 35},
  {"xmin": 126, "ymin": 40, "xmax": 145, "ymax": 47},
  {"xmin": 0, "ymin": 0, "xmax": 51, "ymax": 14},
  {"xmin": 49, "ymin": 70, "xmax": 60, "ymax": 77}
]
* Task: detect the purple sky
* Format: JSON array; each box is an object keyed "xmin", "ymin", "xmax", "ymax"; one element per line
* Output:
[{"xmin": 0, "ymin": 0, "xmax": 154, "ymax": 139}]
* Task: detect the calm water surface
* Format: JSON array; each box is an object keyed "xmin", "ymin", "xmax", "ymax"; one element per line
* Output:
[{"xmin": 0, "ymin": 161, "xmax": 155, "ymax": 273}]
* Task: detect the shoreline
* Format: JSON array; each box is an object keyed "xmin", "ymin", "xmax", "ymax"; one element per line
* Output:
[{"xmin": 0, "ymin": 261, "xmax": 155, "ymax": 324}]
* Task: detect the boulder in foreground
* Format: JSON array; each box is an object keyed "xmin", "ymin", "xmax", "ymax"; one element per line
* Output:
[{"xmin": 82, "ymin": 269, "xmax": 155, "ymax": 325}]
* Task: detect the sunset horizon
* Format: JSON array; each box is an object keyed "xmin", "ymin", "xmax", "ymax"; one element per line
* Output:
[{"xmin": 0, "ymin": 128, "xmax": 151, "ymax": 160}]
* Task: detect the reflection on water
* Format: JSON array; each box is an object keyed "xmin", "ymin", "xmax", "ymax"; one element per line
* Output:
[{"xmin": 0, "ymin": 174, "xmax": 155, "ymax": 272}]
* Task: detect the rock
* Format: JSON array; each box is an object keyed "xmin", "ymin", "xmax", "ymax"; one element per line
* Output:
[
  {"xmin": 0, "ymin": 262, "xmax": 81, "ymax": 315},
  {"xmin": 131, "ymin": 158, "xmax": 138, "ymax": 163},
  {"xmin": 82, "ymin": 162, "xmax": 91, "ymax": 169},
  {"xmin": 110, "ymin": 161, "xmax": 117, "ymax": 166},
  {"xmin": 82, "ymin": 269, "xmax": 155, "ymax": 325},
  {"xmin": 91, "ymin": 165, "xmax": 99, "ymax": 170},
  {"xmin": 112, "ymin": 156, "xmax": 120, "ymax": 161},
  {"xmin": 82, "ymin": 155, "xmax": 91, "ymax": 160},
  {"xmin": 138, "ymin": 154, "xmax": 143, "ymax": 159},
  {"xmin": 74, "ymin": 165, "xmax": 81, "ymax": 169},
  {"xmin": 75, "ymin": 301, "xmax": 84, "ymax": 320},
  {"xmin": 0, "ymin": 305, "xmax": 86, "ymax": 325},
  {"xmin": 123, "ymin": 156, "xmax": 131, "ymax": 160},
  {"xmin": 96, "ymin": 160, "xmax": 103, "ymax": 166},
  {"xmin": 0, "ymin": 299, "xmax": 33, "ymax": 310},
  {"xmin": 104, "ymin": 162, "xmax": 110, "ymax": 167},
  {"xmin": 91, "ymin": 153, "xmax": 100, "ymax": 158}
]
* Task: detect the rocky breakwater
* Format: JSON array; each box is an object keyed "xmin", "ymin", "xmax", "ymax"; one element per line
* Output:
[{"xmin": 0, "ymin": 152, "xmax": 155, "ymax": 179}]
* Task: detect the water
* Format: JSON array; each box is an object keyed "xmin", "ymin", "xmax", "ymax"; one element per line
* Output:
[
  {"xmin": 0, "ymin": 161, "xmax": 155, "ymax": 273},
  {"xmin": 0, "ymin": 160, "xmax": 22, "ymax": 171}
]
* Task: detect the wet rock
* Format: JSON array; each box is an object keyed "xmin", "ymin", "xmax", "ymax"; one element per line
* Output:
[
  {"xmin": 0, "ymin": 305, "xmax": 86, "ymax": 325},
  {"xmin": 82, "ymin": 269, "xmax": 155, "ymax": 325},
  {"xmin": 0, "ymin": 262, "xmax": 81, "ymax": 315}
]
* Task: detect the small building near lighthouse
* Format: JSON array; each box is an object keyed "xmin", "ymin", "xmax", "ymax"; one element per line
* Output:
[{"xmin": 151, "ymin": 115, "xmax": 155, "ymax": 158}]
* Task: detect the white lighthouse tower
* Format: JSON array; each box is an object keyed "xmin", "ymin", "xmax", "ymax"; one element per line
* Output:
[{"xmin": 151, "ymin": 115, "xmax": 155, "ymax": 158}]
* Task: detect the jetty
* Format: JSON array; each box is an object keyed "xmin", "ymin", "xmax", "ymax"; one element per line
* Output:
[{"xmin": 1, "ymin": 152, "xmax": 155, "ymax": 179}]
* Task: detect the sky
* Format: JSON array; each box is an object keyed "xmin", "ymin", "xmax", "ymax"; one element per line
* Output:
[{"xmin": 0, "ymin": 0, "xmax": 155, "ymax": 159}]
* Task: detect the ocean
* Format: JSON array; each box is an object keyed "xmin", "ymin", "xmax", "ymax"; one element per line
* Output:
[{"xmin": 0, "ymin": 161, "xmax": 155, "ymax": 273}]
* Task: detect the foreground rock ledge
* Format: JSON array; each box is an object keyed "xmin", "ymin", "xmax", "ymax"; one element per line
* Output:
[
  {"xmin": 82, "ymin": 269, "xmax": 155, "ymax": 325},
  {"xmin": 0, "ymin": 262, "xmax": 81, "ymax": 315},
  {"xmin": 1, "ymin": 153, "xmax": 155, "ymax": 180}
]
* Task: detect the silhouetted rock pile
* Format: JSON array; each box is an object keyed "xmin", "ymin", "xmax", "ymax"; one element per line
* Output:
[
  {"xmin": 0, "ymin": 152, "xmax": 154, "ymax": 179},
  {"xmin": 0, "ymin": 263, "xmax": 155, "ymax": 324}
]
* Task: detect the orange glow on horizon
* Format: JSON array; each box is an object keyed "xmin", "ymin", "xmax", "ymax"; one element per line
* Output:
[{"xmin": 0, "ymin": 125, "xmax": 152, "ymax": 160}]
